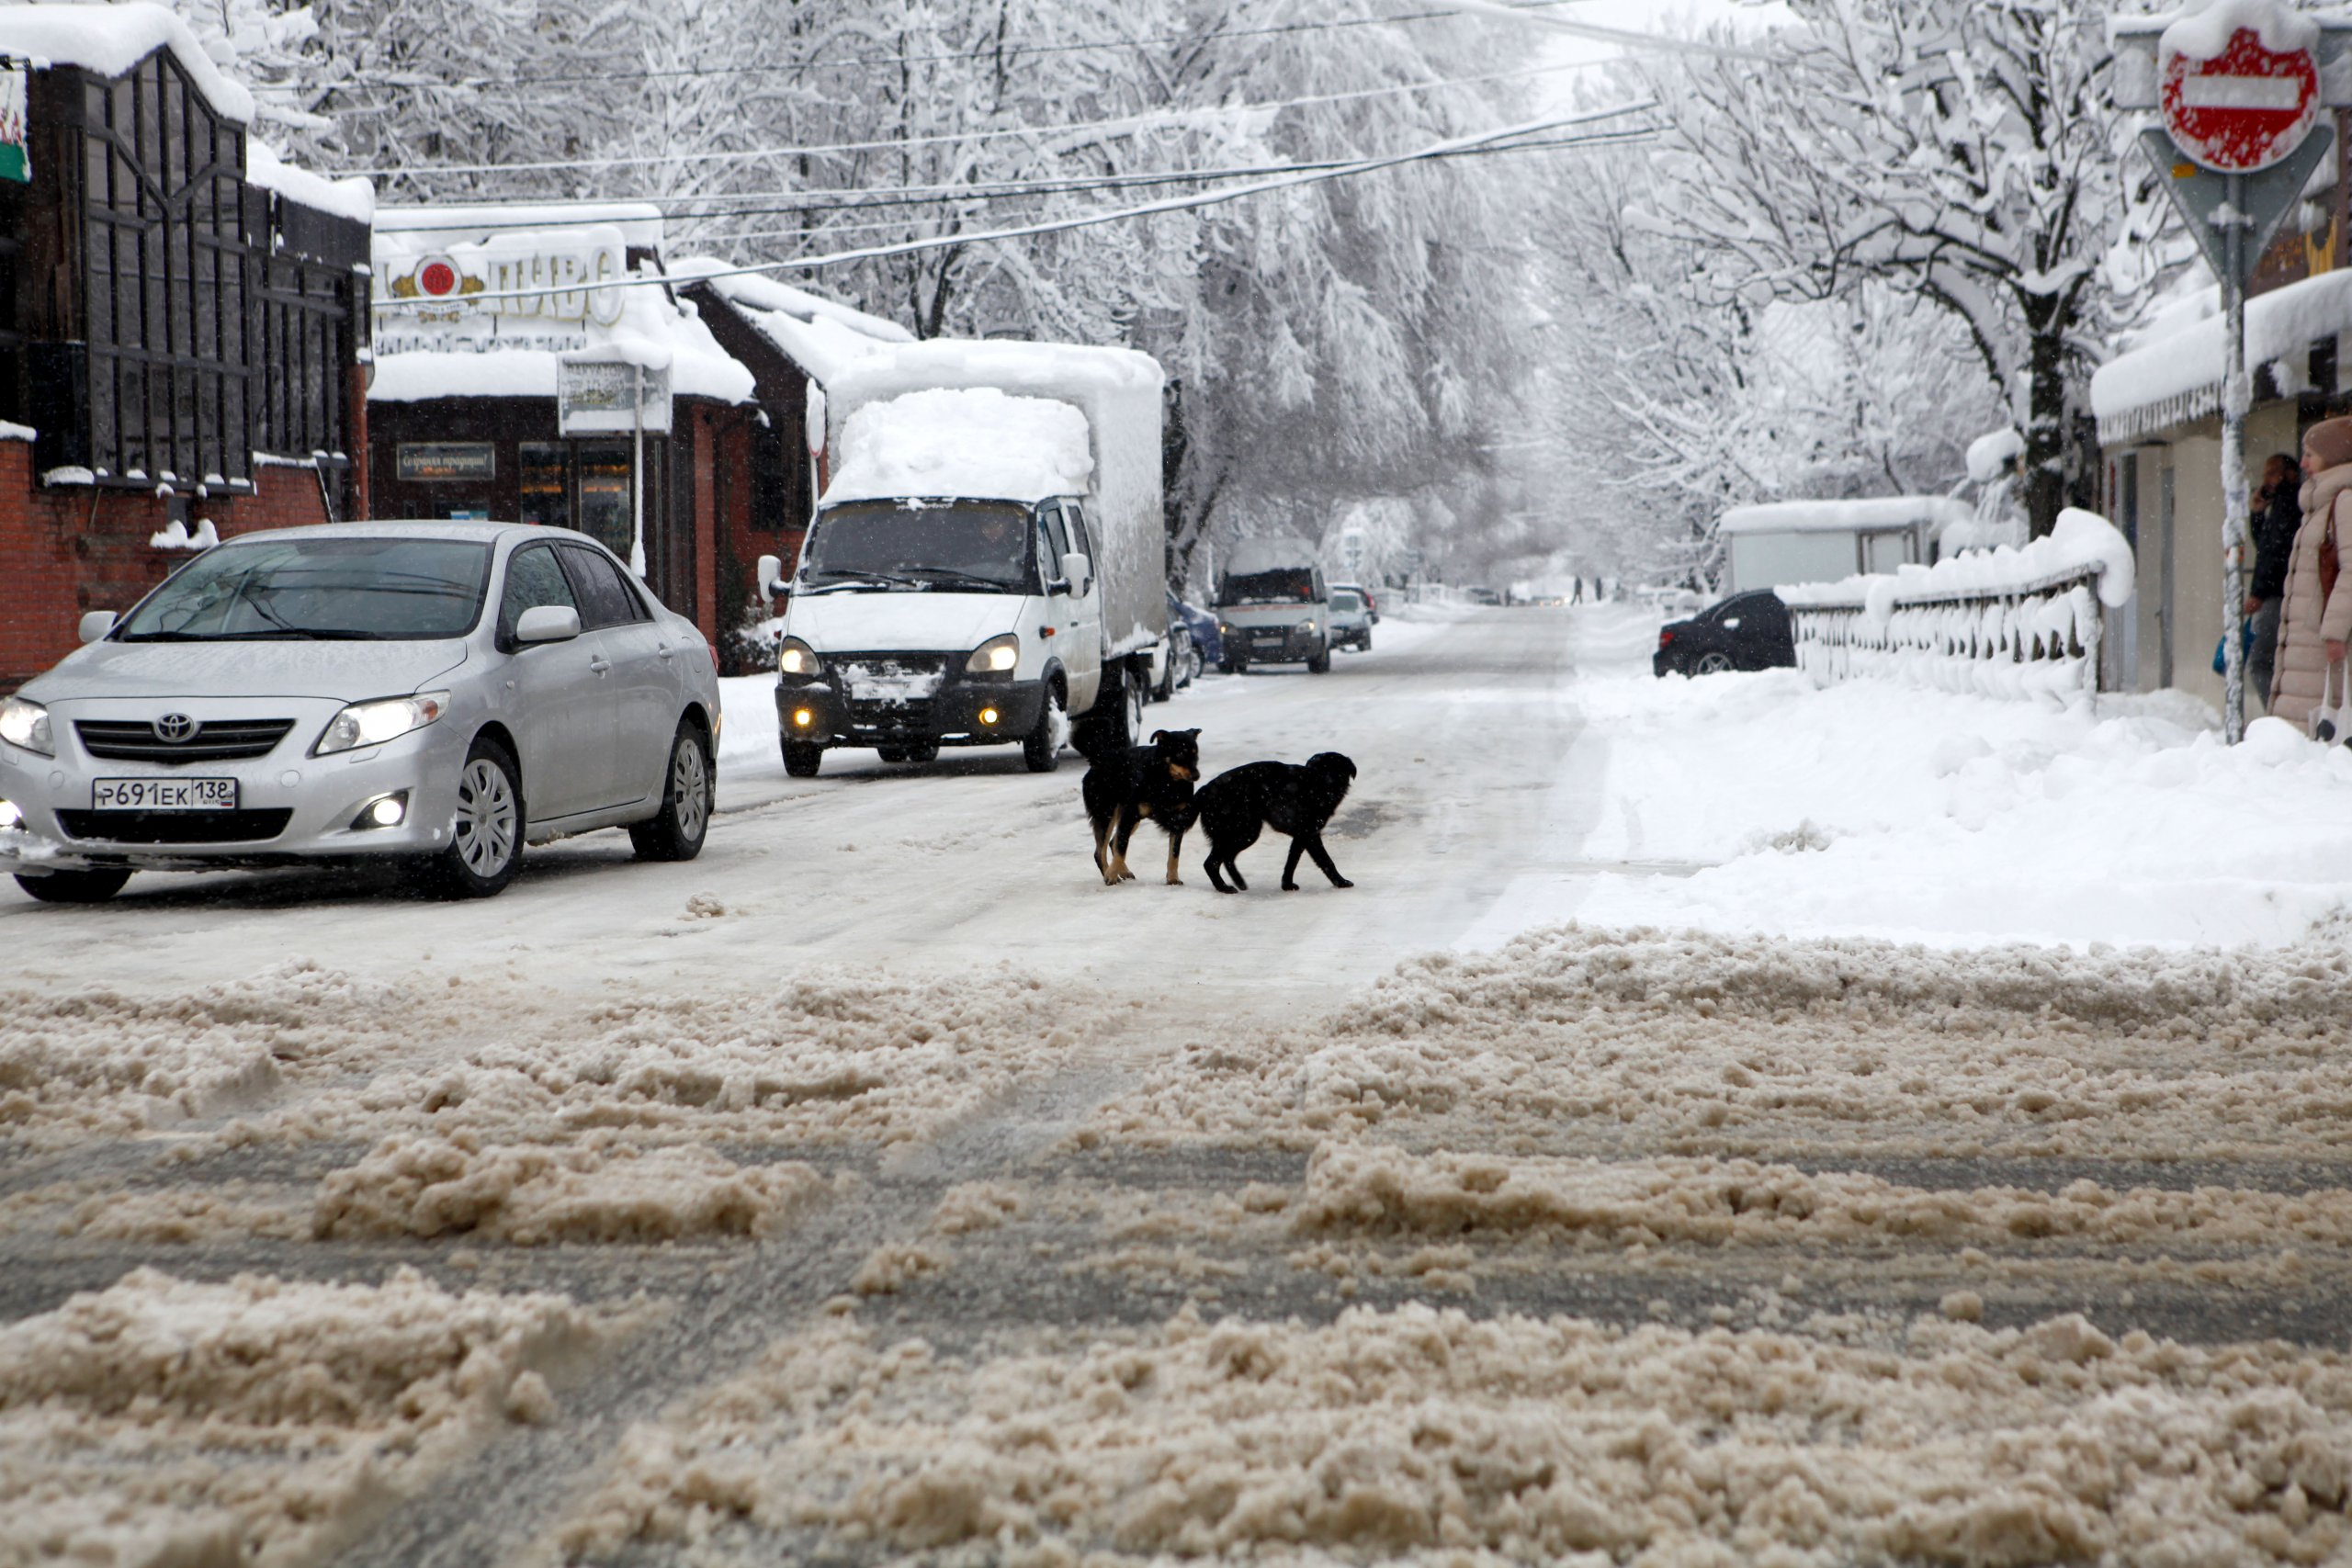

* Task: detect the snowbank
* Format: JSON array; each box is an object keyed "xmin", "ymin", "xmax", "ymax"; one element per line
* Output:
[
  {"xmin": 1547, "ymin": 604, "xmax": 2352, "ymax": 947},
  {"xmin": 0, "ymin": 2, "xmax": 254, "ymax": 122},
  {"xmin": 3, "ymin": 1268, "xmax": 596, "ymax": 1565},
  {"xmin": 563, "ymin": 1303, "xmax": 2352, "ymax": 1563},
  {"xmin": 825, "ymin": 386, "xmax": 1094, "ymax": 504}
]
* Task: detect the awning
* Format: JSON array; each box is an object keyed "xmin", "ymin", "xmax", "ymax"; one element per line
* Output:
[{"xmin": 2091, "ymin": 268, "xmax": 2352, "ymax": 446}]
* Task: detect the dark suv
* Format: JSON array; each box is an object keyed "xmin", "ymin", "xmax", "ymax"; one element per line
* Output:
[{"xmin": 1654, "ymin": 589, "xmax": 1794, "ymax": 677}]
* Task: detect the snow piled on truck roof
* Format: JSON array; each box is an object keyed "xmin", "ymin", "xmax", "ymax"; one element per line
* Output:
[
  {"xmin": 824, "ymin": 387, "xmax": 1093, "ymax": 504},
  {"xmin": 1718, "ymin": 495, "xmax": 1973, "ymax": 536},
  {"xmin": 830, "ymin": 337, "xmax": 1162, "ymax": 412}
]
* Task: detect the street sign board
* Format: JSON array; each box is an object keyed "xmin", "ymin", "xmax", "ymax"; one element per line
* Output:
[
  {"xmin": 558, "ymin": 360, "xmax": 673, "ymax": 436},
  {"xmin": 0, "ymin": 65, "xmax": 27, "ymax": 185},
  {"xmin": 2159, "ymin": 20, "xmax": 2318, "ymax": 172},
  {"xmin": 2136, "ymin": 121, "xmax": 2334, "ymax": 287}
]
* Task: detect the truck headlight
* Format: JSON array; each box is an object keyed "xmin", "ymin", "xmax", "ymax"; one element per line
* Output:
[
  {"xmin": 1301, "ymin": 619, "xmax": 1317, "ymax": 633},
  {"xmin": 313, "ymin": 692, "xmax": 447, "ymax": 756},
  {"xmin": 966, "ymin": 634, "xmax": 1019, "ymax": 674},
  {"xmin": 0, "ymin": 697, "xmax": 52, "ymax": 757},
  {"xmin": 778, "ymin": 637, "xmax": 821, "ymax": 676}
]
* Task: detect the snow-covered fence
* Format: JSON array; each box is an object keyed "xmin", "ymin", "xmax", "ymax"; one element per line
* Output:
[{"xmin": 1776, "ymin": 509, "xmax": 2136, "ymax": 704}]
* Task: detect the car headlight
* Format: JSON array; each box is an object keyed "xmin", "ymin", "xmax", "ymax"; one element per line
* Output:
[
  {"xmin": 313, "ymin": 692, "xmax": 448, "ymax": 756},
  {"xmin": 778, "ymin": 637, "xmax": 821, "ymax": 676},
  {"xmin": 0, "ymin": 697, "xmax": 52, "ymax": 757},
  {"xmin": 0, "ymin": 798, "xmax": 22, "ymax": 831},
  {"xmin": 1302, "ymin": 619, "xmax": 1317, "ymax": 633},
  {"xmin": 966, "ymin": 634, "xmax": 1020, "ymax": 674}
]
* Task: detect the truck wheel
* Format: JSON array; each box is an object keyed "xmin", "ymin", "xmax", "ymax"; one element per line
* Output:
[
  {"xmin": 783, "ymin": 739, "xmax": 825, "ymax": 777},
  {"xmin": 1023, "ymin": 686, "xmax": 1066, "ymax": 773},
  {"xmin": 1358, "ymin": 629, "xmax": 1372, "ymax": 652},
  {"xmin": 14, "ymin": 867, "xmax": 132, "ymax": 904},
  {"xmin": 876, "ymin": 745, "xmax": 908, "ymax": 763},
  {"xmin": 1307, "ymin": 644, "xmax": 1331, "ymax": 674},
  {"xmin": 1224, "ymin": 657, "xmax": 1246, "ymax": 675},
  {"xmin": 1120, "ymin": 666, "xmax": 1147, "ymax": 739},
  {"xmin": 902, "ymin": 741, "xmax": 940, "ymax": 764}
]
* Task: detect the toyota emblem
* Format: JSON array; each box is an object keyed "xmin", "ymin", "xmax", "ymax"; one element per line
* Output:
[{"xmin": 153, "ymin": 713, "xmax": 199, "ymax": 744}]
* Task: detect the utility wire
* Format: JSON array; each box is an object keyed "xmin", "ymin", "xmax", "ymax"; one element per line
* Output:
[
  {"xmin": 414, "ymin": 103, "xmax": 1653, "ymax": 305},
  {"xmin": 340, "ymin": 59, "xmax": 1598, "ymax": 179},
  {"xmin": 280, "ymin": 0, "xmax": 1595, "ymax": 95},
  {"xmin": 374, "ymin": 100, "xmax": 1654, "ymax": 234}
]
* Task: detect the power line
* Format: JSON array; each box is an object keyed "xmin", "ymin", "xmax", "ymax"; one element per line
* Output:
[
  {"xmin": 339, "ymin": 59, "xmax": 1596, "ymax": 180},
  {"xmin": 686, "ymin": 127, "xmax": 1655, "ymax": 251},
  {"xmin": 367, "ymin": 100, "xmax": 1656, "ymax": 234},
  {"xmin": 405, "ymin": 103, "xmax": 1654, "ymax": 306},
  {"xmin": 282, "ymin": 0, "xmax": 1595, "ymax": 96}
]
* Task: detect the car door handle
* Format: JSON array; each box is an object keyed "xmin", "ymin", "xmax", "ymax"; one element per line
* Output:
[
  {"xmin": 656, "ymin": 643, "xmax": 674, "ymax": 660},
  {"xmin": 589, "ymin": 657, "xmax": 611, "ymax": 674}
]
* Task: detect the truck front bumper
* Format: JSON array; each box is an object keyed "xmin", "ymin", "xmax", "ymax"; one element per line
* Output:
[{"xmin": 775, "ymin": 675, "xmax": 1046, "ymax": 748}]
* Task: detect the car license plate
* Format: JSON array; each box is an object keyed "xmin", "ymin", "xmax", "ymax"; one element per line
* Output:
[{"xmin": 92, "ymin": 777, "xmax": 239, "ymax": 810}]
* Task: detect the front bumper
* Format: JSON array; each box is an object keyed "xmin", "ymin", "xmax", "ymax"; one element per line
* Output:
[
  {"xmin": 776, "ymin": 671, "xmax": 1046, "ymax": 748},
  {"xmin": 1227, "ymin": 624, "xmax": 1324, "ymax": 662},
  {"xmin": 0, "ymin": 709, "xmax": 468, "ymax": 875}
]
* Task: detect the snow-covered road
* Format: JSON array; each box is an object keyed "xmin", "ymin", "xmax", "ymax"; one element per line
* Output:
[
  {"xmin": 7, "ymin": 607, "xmax": 2352, "ymax": 1567},
  {"xmin": 2, "ymin": 605, "xmax": 1600, "ymax": 1008}
]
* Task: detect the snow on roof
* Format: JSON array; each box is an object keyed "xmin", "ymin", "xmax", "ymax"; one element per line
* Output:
[
  {"xmin": 2091, "ymin": 267, "xmax": 2352, "ymax": 445},
  {"xmin": 1718, "ymin": 496, "xmax": 1974, "ymax": 536},
  {"xmin": 0, "ymin": 2, "xmax": 253, "ymax": 123},
  {"xmin": 831, "ymin": 338, "xmax": 1163, "ymax": 413},
  {"xmin": 667, "ymin": 258, "xmax": 912, "ymax": 385},
  {"xmin": 375, "ymin": 201, "xmax": 668, "ymax": 251},
  {"xmin": 822, "ymin": 387, "xmax": 1092, "ymax": 505},
  {"xmin": 246, "ymin": 141, "xmax": 374, "ymax": 225},
  {"xmin": 1225, "ymin": 536, "xmax": 1319, "ymax": 576},
  {"xmin": 2160, "ymin": 0, "xmax": 2318, "ymax": 61},
  {"xmin": 0, "ymin": 420, "xmax": 32, "ymax": 443}
]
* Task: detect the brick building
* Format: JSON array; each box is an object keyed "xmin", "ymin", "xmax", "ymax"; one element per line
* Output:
[{"xmin": 0, "ymin": 5, "xmax": 370, "ymax": 691}]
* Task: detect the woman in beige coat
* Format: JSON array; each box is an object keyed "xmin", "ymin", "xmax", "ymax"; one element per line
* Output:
[{"xmin": 2272, "ymin": 416, "xmax": 2352, "ymax": 735}]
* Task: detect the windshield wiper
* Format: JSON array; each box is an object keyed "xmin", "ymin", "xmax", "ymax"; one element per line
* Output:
[
  {"xmin": 804, "ymin": 570, "xmax": 923, "ymax": 592},
  {"xmin": 898, "ymin": 568, "xmax": 1013, "ymax": 592},
  {"xmin": 119, "ymin": 628, "xmax": 380, "ymax": 642}
]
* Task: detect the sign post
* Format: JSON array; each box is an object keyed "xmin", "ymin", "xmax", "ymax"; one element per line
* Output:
[
  {"xmin": 557, "ymin": 356, "xmax": 673, "ymax": 577},
  {"xmin": 2112, "ymin": 4, "xmax": 2342, "ymax": 744}
]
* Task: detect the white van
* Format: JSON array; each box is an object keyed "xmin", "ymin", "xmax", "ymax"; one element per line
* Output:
[
  {"xmin": 1216, "ymin": 536, "xmax": 1329, "ymax": 673},
  {"xmin": 762, "ymin": 342, "xmax": 1168, "ymax": 776}
]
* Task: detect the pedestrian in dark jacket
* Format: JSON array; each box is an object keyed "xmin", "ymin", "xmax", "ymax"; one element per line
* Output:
[{"xmin": 2248, "ymin": 452, "xmax": 2301, "ymax": 710}]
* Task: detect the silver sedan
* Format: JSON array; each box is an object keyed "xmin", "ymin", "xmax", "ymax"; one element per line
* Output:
[{"xmin": 0, "ymin": 522, "xmax": 720, "ymax": 902}]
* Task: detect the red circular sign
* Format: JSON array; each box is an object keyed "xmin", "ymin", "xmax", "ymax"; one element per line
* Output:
[
  {"xmin": 416, "ymin": 257, "xmax": 459, "ymax": 298},
  {"xmin": 2161, "ymin": 28, "xmax": 2319, "ymax": 173}
]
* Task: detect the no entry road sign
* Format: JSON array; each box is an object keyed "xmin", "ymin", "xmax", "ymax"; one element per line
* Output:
[{"xmin": 2161, "ymin": 18, "xmax": 2319, "ymax": 172}]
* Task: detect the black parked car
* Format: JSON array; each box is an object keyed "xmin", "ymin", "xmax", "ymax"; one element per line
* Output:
[{"xmin": 1654, "ymin": 589, "xmax": 1794, "ymax": 677}]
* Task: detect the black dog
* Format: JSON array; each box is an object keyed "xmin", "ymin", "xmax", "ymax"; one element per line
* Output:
[
  {"xmin": 1181, "ymin": 752, "xmax": 1357, "ymax": 894},
  {"xmin": 1081, "ymin": 728, "xmax": 1201, "ymax": 886}
]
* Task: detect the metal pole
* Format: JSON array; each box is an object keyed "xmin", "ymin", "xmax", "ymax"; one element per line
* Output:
[
  {"xmin": 630, "ymin": 365, "xmax": 647, "ymax": 578},
  {"xmin": 2220, "ymin": 173, "xmax": 2249, "ymax": 745}
]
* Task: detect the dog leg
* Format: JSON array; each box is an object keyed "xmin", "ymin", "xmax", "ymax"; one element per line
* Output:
[
  {"xmin": 1165, "ymin": 829, "xmax": 1184, "ymax": 886},
  {"xmin": 1303, "ymin": 832, "xmax": 1353, "ymax": 888},
  {"xmin": 1096, "ymin": 810, "xmax": 1123, "ymax": 886},
  {"xmin": 1204, "ymin": 852, "xmax": 1233, "ymax": 894},
  {"xmin": 1281, "ymin": 837, "xmax": 1306, "ymax": 892},
  {"xmin": 1112, "ymin": 809, "xmax": 1137, "ymax": 882}
]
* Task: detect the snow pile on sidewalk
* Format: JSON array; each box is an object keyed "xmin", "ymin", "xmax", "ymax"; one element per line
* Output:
[
  {"xmin": 1, "ymin": 1268, "xmax": 596, "ymax": 1566},
  {"xmin": 1553, "ymin": 604, "xmax": 2352, "ymax": 946},
  {"xmin": 561, "ymin": 1303, "xmax": 2352, "ymax": 1564},
  {"xmin": 1089, "ymin": 924, "xmax": 2352, "ymax": 1162}
]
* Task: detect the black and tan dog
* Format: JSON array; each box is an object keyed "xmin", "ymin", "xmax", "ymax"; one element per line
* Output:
[
  {"xmin": 1081, "ymin": 728, "xmax": 1202, "ymax": 886},
  {"xmin": 1181, "ymin": 751, "xmax": 1357, "ymax": 894}
]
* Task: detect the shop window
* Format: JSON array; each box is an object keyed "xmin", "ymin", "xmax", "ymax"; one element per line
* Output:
[
  {"xmin": 577, "ymin": 439, "xmax": 635, "ymax": 559},
  {"xmin": 519, "ymin": 442, "xmax": 570, "ymax": 529}
]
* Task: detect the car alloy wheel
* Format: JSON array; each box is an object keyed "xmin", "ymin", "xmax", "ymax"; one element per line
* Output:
[{"xmin": 1692, "ymin": 651, "xmax": 1735, "ymax": 676}]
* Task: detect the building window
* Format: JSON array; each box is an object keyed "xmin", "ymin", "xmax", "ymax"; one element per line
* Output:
[
  {"xmin": 577, "ymin": 439, "xmax": 634, "ymax": 558},
  {"xmin": 519, "ymin": 441, "xmax": 570, "ymax": 529}
]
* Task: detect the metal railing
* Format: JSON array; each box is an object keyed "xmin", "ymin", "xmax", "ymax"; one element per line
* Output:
[{"xmin": 1785, "ymin": 568, "xmax": 2108, "ymax": 702}]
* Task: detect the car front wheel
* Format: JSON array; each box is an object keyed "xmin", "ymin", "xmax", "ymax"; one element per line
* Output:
[
  {"xmin": 630, "ymin": 719, "xmax": 713, "ymax": 862},
  {"xmin": 14, "ymin": 867, "xmax": 132, "ymax": 905},
  {"xmin": 417, "ymin": 738, "xmax": 524, "ymax": 898}
]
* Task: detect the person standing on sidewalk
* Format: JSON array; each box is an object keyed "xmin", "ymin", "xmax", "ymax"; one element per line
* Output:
[
  {"xmin": 2246, "ymin": 452, "xmax": 2301, "ymax": 712},
  {"xmin": 2273, "ymin": 421, "xmax": 2352, "ymax": 735}
]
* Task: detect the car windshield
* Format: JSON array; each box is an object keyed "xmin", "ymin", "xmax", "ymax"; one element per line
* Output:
[
  {"xmin": 1331, "ymin": 591, "xmax": 1363, "ymax": 612},
  {"xmin": 1219, "ymin": 568, "xmax": 1317, "ymax": 605},
  {"xmin": 115, "ymin": 536, "xmax": 494, "ymax": 642},
  {"xmin": 802, "ymin": 500, "xmax": 1035, "ymax": 592}
]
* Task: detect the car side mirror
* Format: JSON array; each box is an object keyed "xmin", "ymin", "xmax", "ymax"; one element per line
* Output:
[
  {"xmin": 756, "ymin": 553, "xmax": 786, "ymax": 605},
  {"xmin": 78, "ymin": 611, "xmax": 118, "ymax": 644},
  {"xmin": 514, "ymin": 604, "xmax": 582, "ymax": 644},
  {"xmin": 1061, "ymin": 551, "xmax": 1092, "ymax": 596}
]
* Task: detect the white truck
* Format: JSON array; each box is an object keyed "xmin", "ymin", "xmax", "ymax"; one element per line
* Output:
[
  {"xmin": 1215, "ymin": 536, "xmax": 1331, "ymax": 673},
  {"xmin": 759, "ymin": 340, "xmax": 1168, "ymax": 776}
]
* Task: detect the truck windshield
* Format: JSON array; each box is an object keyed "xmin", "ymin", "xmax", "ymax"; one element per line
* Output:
[
  {"xmin": 115, "ymin": 536, "xmax": 493, "ymax": 642},
  {"xmin": 803, "ymin": 500, "xmax": 1035, "ymax": 592},
  {"xmin": 1219, "ymin": 568, "xmax": 1317, "ymax": 606}
]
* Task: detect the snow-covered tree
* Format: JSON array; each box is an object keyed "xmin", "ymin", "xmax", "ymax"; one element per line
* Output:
[{"xmin": 1642, "ymin": 0, "xmax": 2158, "ymax": 536}]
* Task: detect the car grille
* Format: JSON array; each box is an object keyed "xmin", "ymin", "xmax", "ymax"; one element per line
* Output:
[
  {"xmin": 75, "ymin": 718, "xmax": 298, "ymax": 764},
  {"xmin": 56, "ymin": 809, "xmax": 295, "ymax": 844}
]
